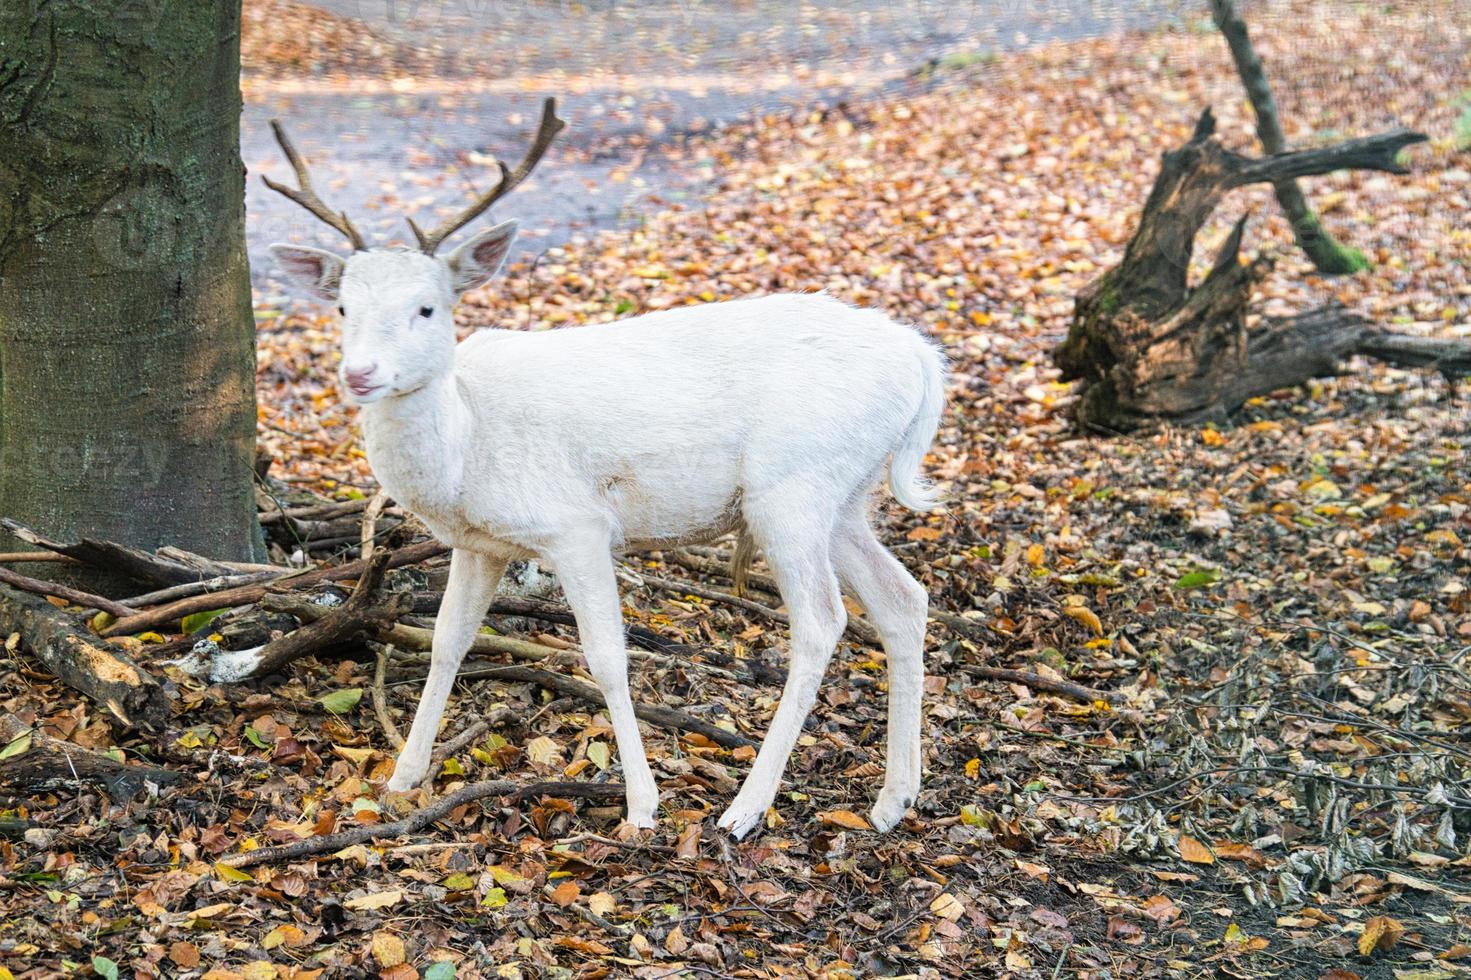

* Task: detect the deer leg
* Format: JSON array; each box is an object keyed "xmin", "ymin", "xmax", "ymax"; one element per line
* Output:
[
  {"xmin": 832, "ymin": 511, "xmax": 928, "ymax": 831},
  {"xmin": 544, "ymin": 530, "xmax": 660, "ymax": 828},
  {"xmin": 718, "ymin": 520, "xmax": 845, "ymax": 839},
  {"xmin": 388, "ymin": 548, "xmax": 506, "ymax": 792}
]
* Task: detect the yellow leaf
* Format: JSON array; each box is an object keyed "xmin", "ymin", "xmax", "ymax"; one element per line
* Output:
[
  {"xmin": 215, "ymin": 862, "xmax": 254, "ymax": 883},
  {"xmin": 929, "ymin": 893, "xmax": 964, "ymax": 920},
  {"xmin": 1359, "ymin": 915, "xmax": 1404, "ymax": 956},
  {"xmin": 262, "ymin": 924, "xmax": 306, "ymax": 950},
  {"xmin": 818, "ymin": 809, "xmax": 872, "ymax": 831},
  {"xmin": 1178, "ymin": 835, "xmax": 1215, "ymax": 865},
  {"xmin": 371, "ymin": 930, "xmax": 406, "ymax": 968},
  {"xmin": 1063, "ymin": 605, "xmax": 1103, "ymax": 635},
  {"xmin": 1025, "ymin": 543, "xmax": 1045, "ymax": 566}
]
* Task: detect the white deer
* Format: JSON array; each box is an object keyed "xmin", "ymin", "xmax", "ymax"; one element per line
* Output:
[{"xmin": 265, "ymin": 99, "xmax": 946, "ymax": 838}]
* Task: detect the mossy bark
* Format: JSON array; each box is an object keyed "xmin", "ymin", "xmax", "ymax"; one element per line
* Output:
[
  {"xmin": 1210, "ymin": 0, "xmax": 1369, "ymax": 276},
  {"xmin": 0, "ymin": 1, "xmax": 261, "ymax": 571}
]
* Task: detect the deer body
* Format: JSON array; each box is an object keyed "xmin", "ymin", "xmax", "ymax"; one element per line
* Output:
[{"xmin": 266, "ymin": 99, "xmax": 945, "ymax": 838}]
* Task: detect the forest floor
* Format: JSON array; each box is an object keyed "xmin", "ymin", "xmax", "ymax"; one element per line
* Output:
[{"xmin": 3, "ymin": 1, "xmax": 1471, "ymax": 978}]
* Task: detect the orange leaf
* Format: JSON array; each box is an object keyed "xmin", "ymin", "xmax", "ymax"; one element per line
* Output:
[
  {"xmin": 1178, "ymin": 835, "xmax": 1215, "ymax": 865},
  {"xmin": 819, "ymin": 809, "xmax": 872, "ymax": 831},
  {"xmin": 549, "ymin": 881, "xmax": 581, "ymax": 908}
]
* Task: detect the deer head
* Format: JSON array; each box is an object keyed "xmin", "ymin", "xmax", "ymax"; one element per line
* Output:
[{"xmin": 266, "ymin": 98, "xmax": 565, "ymax": 404}]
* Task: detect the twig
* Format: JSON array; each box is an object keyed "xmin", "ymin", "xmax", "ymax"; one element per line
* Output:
[
  {"xmin": 372, "ymin": 643, "xmax": 405, "ymax": 749},
  {"xmin": 102, "ymin": 539, "xmax": 447, "ymax": 637},
  {"xmin": 633, "ymin": 569, "xmax": 882, "ymax": 647},
  {"xmin": 120, "ymin": 570, "xmax": 282, "ymax": 609},
  {"xmin": 220, "ymin": 779, "xmax": 625, "ymax": 868},
  {"xmin": 359, "ymin": 488, "xmax": 391, "ymax": 562},
  {"xmin": 554, "ymin": 831, "xmax": 677, "ymax": 856},
  {"xmin": 0, "ymin": 565, "xmax": 133, "ymax": 618},
  {"xmin": 0, "ymin": 552, "xmax": 75, "ymax": 564},
  {"xmin": 430, "ymin": 719, "xmax": 491, "ymax": 766},
  {"xmin": 564, "ymin": 896, "xmax": 632, "ymax": 937},
  {"xmin": 958, "ymin": 664, "xmax": 1117, "ymax": 704},
  {"xmin": 396, "ymin": 658, "xmax": 757, "ymax": 750}
]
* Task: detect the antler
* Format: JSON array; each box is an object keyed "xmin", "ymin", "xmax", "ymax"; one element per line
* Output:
[
  {"xmin": 262, "ymin": 120, "xmax": 367, "ymax": 252},
  {"xmin": 408, "ymin": 96, "xmax": 566, "ymax": 255}
]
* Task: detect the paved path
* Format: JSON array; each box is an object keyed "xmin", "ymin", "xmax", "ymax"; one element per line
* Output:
[{"xmin": 246, "ymin": 0, "xmax": 1170, "ymax": 289}]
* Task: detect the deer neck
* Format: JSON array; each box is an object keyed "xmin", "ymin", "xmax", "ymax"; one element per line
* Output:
[{"xmin": 360, "ymin": 374, "xmax": 468, "ymax": 518}]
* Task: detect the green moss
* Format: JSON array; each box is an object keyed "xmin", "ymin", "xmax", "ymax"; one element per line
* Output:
[{"xmin": 1293, "ymin": 209, "xmax": 1370, "ymax": 275}]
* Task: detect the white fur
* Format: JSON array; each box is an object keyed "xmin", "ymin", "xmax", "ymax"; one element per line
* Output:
[{"xmin": 270, "ymin": 232, "xmax": 946, "ymax": 837}]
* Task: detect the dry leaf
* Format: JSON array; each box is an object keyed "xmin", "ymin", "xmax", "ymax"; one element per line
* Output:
[
  {"xmin": 819, "ymin": 809, "xmax": 872, "ymax": 831},
  {"xmin": 371, "ymin": 930, "xmax": 406, "ymax": 968},
  {"xmin": 1178, "ymin": 835, "xmax": 1215, "ymax": 865},
  {"xmin": 1358, "ymin": 915, "xmax": 1404, "ymax": 956}
]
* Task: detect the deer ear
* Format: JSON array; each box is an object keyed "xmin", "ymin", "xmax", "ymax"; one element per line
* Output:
[
  {"xmin": 445, "ymin": 220, "xmax": 518, "ymax": 294},
  {"xmin": 269, "ymin": 244, "xmax": 345, "ymax": 302}
]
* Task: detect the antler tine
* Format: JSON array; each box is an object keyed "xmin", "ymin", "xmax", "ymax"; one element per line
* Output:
[
  {"xmin": 262, "ymin": 119, "xmax": 367, "ymax": 252},
  {"xmin": 414, "ymin": 96, "xmax": 566, "ymax": 255}
]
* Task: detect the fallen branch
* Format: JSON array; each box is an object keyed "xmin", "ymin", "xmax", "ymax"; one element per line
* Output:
[
  {"xmin": 0, "ymin": 585, "xmax": 171, "ymax": 729},
  {"xmin": 1, "ymin": 518, "xmax": 205, "ymax": 587},
  {"xmin": 0, "ymin": 714, "xmax": 184, "ymax": 796},
  {"xmin": 371, "ymin": 643, "xmax": 405, "ymax": 749},
  {"xmin": 401, "ymin": 658, "xmax": 757, "ymax": 750},
  {"xmin": 236, "ymin": 537, "xmax": 404, "ymax": 680},
  {"xmin": 957, "ymin": 664, "xmax": 1117, "ymax": 705},
  {"xmin": 220, "ymin": 779, "xmax": 626, "ymax": 868},
  {"xmin": 0, "ymin": 565, "xmax": 134, "ymax": 618},
  {"xmin": 633, "ymin": 568, "xmax": 882, "ymax": 647},
  {"xmin": 120, "ymin": 570, "xmax": 283, "ymax": 610},
  {"xmin": 102, "ymin": 539, "xmax": 447, "ymax": 637}
]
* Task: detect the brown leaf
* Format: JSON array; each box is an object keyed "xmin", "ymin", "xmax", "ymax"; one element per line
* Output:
[
  {"xmin": 549, "ymin": 881, "xmax": 581, "ymax": 908},
  {"xmin": 1177, "ymin": 835, "xmax": 1215, "ymax": 865},
  {"xmin": 1358, "ymin": 915, "xmax": 1404, "ymax": 956}
]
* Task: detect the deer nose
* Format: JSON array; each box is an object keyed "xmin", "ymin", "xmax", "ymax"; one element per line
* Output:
[{"xmin": 344, "ymin": 364, "xmax": 379, "ymax": 391}]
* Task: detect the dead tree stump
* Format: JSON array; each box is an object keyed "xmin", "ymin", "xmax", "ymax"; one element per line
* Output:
[{"xmin": 1054, "ymin": 109, "xmax": 1467, "ymax": 432}]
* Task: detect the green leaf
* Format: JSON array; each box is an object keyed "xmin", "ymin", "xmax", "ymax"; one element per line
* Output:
[
  {"xmin": 0, "ymin": 732, "xmax": 31, "ymax": 761},
  {"xmin": 92, "ymin": 956, "xmax": 119, "ymax": 980},
  {"xmin": 319, "ymin": 688, "xmax": 363, "ymax": 715},
  {"xmin": 586, "ymin": 741, "xmax": 611, "ymax": 770},
  {"xmin": 424, "ymin": 964, "xmax": 456, "ymax": 980},
  {"xmin": 480, "ymin": 887, "xmax": 508, "ymax": 908},
  {"xmin": 180, "ymin": 608, "xmax": 228, "ymax": 635},
  {"xmin": 442, "ymin": 872, "xmax": 476, "ymax": 891},
  {"xmin": 244, "ymin": 725, "xmax": 270, "ymax": 749},
  {"xmin": 1173, "ymin": 568, "xmax": 1221, "ymax": 590}
]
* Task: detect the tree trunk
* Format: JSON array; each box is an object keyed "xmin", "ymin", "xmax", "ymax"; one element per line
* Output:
[
  {"xmin": 1210, "ymin": 0, "xmax": 1368, "ymax": 274},
  {"xmin": 0, "ymin": 1, "xmax": 262, "ymax": 575},
  {"xmin": 1053, "ymin": 110, "xmax": 1464, "ymax": 433}
]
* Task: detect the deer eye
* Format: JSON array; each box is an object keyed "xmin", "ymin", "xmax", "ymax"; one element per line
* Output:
[
  {"xmin": 418, "ymin": 306, "xmax": 434, "ymax": 319},
  {"xmin": 337, "ymin": 305, "xmax": 345, "ymax": 316}
]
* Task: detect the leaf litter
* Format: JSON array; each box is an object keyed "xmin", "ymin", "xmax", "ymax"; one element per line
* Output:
[{"xmin": 4, "ymin": 1, "xmax": 1471, "ymax": 977}]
